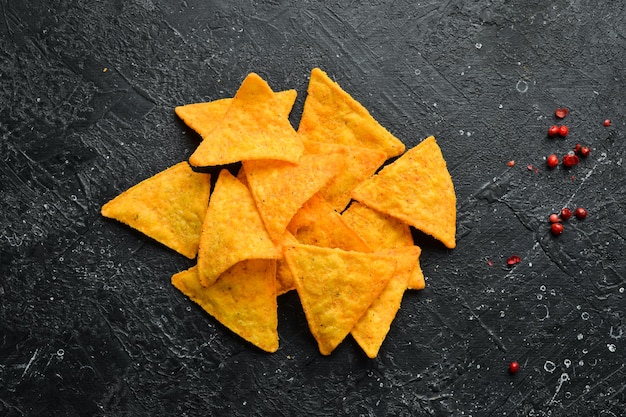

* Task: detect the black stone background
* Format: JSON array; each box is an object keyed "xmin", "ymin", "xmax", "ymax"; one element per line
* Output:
[{"xmin": 1, "ymin": 1, "xmax": 625, "ymax": 416}]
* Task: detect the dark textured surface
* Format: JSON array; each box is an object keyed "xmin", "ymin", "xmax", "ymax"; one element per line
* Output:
[{"xmin": 1, "ymin": 1, "xmax": 625, "ymax": 416}]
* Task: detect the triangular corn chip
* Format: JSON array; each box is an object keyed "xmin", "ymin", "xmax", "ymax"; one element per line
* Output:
[
  {"xmin": 189, "ymin": 73, "xmax": 303, "ymax": 166},
  {"xmin": 101, "ymin": 161, "xmax": 210, "ymax": 259},
  {"xmin": 351, "ymin": 136, "xmax": 456, "ymax": 249},
  {"xmin": 342, "ymin": 202, "xmax": 424, "ymax": 289},
  {"xmin": 301, "ymin": 140, "xmax": 387, "ymax": 212},
  {"xmin": 350, "ymin": 246, "xmax": 420, "ymax": 358},
  {"xmin": 243, "ymin": 151, "xmax": 345, "ymax": 240},
  {"xmin": 284, "ymin": 244, "xmax": 397, "ymax": 355},
  {"xmin": 175, "ymin": 90, "xmax": 297, "ymax": 139},
  {"xmin": 297, "ymin": 68, "xmax": 405, "ymax": 159},
  {"xmin": 275, "ymin": 231, "xmax": 299, "ymax": 295},
  {"xmin": 288, "ymin": 193, "xmax": 371, "ymax": 252},
  {"xmin": 197, "ymin": 169, "xmax": 279, "ymax": 287},
  {"xmin": 172, "ymin": 261, "xmax": 278, "ymax": 353}
]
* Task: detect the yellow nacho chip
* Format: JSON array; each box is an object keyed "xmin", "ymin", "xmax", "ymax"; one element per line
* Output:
[
  {"xmin": 172, "ymin": 261, "xmax": 278, "ymax": 353},
  {"xmin": 275, "ymin": 232, "xmax": 299, "ymax": 295},
  {"xmin": 197, "ymin": 169, "xmax": 280, "ymax": 287},
  {"xmin": 287, "ymin": 193, "xmax": 371, "ymax": 252},
  {"xmin": 284, "ymin": 244, "xmax": 397, "ymax": 355},
  {"xmin": 101, "ymin": 161, "xmax": 210, "ymax": 259},
  {"xmin": 350, "ymin": 246, "xmax": 420, "ymax": 358},
  {"xmin": 189, "ymin": 73, "xmax": 304, "ymax": 166},
  {"xmin": 301, "ymin": 140, "xmax": 387, "ymax": 212},
  {"xmin": 297, "ymin": 68, "xmax": 405, "ymax": 159},
  {"xmin": 175, "ymin": 90, "xmax": 297, "ymax": 139},
  {"xmin": 352, "ymin": 136, "xmax": 456, "ymax": 249},
  {"xmin": 243, "ymin": 151, "xmax": 345, "ymax": 240},
  {"xmin": 342, "ymin": 202, "xmax": 425, "ymax": 289}
]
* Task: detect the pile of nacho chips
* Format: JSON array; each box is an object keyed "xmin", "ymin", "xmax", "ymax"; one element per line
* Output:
[{"xmin": 101, "ymin": 68, "xmax": 456, "ymax": 358}]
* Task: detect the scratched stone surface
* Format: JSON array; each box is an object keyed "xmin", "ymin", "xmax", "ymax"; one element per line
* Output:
[{"xmin": 1, "ymin": 0, "xmax": 625, "ymax": 416}]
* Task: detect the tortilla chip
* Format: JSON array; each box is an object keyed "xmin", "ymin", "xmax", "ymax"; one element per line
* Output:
[
  {"xmin": 297, "ymin": 68, "xmax": 405, "ymax": 159},
  {"xmin": 350, "ymin": 246, "xmax": 420, "ymax": 358},
  {"xmin": 197, "ymin": 169, "xmax": 280, "ymax": 287},
  {"xmin": 342, "ymin": 202, "xmax": 425, "ymax": 289},
  {"xmin": 351, "ymin": 136, "xmax": 456, "ymax": 249},
  {"xmin": 301, "ymin": 140, "xmax": 387, "ymax": 212},
  {"xmin": 342, "ymin": 201, "xmax": 413, "ymax": 249},
  {"xmin": 101, "ymin": 161, "xmax": 210, "ymax": 259},
  {"xmin": 275, "ymin": 232, "xmax": 299, "ymax": 295},
  {"xmin": 175, "ymin": 90, "xmax": 297, "ymax": 139},
  {"xmin": 243, "ymin": 151, "xmax": 345, "ymax": 240},
  {"xmin": 189, "ymin": 73, "xmax": 304, "ymax": 166},
  {"xmin": 284, "ymin": 244, "xmax": 397, "ymax": 355},
  {"xmin": 288, "ymin": 193, "xmax": 371, "ymax": 252},
  {"xmin": 172, "ymin": 261, "xmax": 278, "ymax": 353}
]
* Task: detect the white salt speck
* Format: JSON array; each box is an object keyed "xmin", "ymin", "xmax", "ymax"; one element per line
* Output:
[
  {"xmin": 607, "ymin": 344, "xmax": 617, "ymax": 352},
  {"xmin": 498, "ymin": 104, "xmax": 503, "ymax": 109},
  {"xmin": 414, "ymin": 69, "xmax": 421, "ymax": 76},
  {"xmin": 540, "ymin": 285, "xmax": 546, "ymax": 292},
  {"xmin": 516, "ymin": 79, "xmax": 529, "ymax": 93},
  {"xmin": 475, "ymin": 42, "xmax": 482, "ymax": 49},
  {"xmin": 581, "ymin": 312, "xmax": 590, "ymax": 320},
  {"xmin": 564, "ymin": 359, "xmax": 571, "ymax": 368},
  {"xmin": 544, "ymin": 360, "xmax": 556, "ymax": 373},
  {"xmin": 619, "ymin": 287, "xmax": 624, "ymax": 293},
  {"xmin": 577, "ymin": 333, "xmax": 584, "ymax": 340}
]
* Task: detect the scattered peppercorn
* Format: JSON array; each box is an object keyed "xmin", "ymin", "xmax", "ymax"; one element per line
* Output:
[
  {"xmin": 548, "ymin": 125, "xmax": 560, "ymax": 137},
  {"xmin": 555, "ymin": 108, "xmax": 568, "ymax": 119},
  {"xmin": 551, "ymin": 222, "xmax": 564, "ymax": 236},
  {"xmin": 604, "ymin": 119, "xmax": 611, "ymax": 127},
  {"xmin": 579, "ymin": 146, "xmax": 590, "ymax": 157},
  {"xmin": 549, "ymin": 213, "xmax": 560, "ymax": 223},
  {"xmin": 558, "ymin": 125, "xmax": 569, "ymax": 137},
  {"xmin": 509, "ymin": 361, "xmax": 520, "ymax": 374},
  {"xmin": 574, "ymin": 207, "xmax": 588, "ymax": 220},
  {"xmin": 560, "ymin": 207, "xmax": 572, "ymax": 220},
  {"xmin": 562, "ymin": 153, "xmax": 579, "ymax": 168},
  {"xmin": 507, "ymin": 255, "xmax": 522, "ymax": 266},
  {"xmin": 546, "ymin": 154, "xmax": 559, "ymax": 168},
  {"xmin": 507, "ymin": 160, "xmax": 515, "ymax": 167}
]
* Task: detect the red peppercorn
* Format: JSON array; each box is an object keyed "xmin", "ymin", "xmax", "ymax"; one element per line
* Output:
[
  {"xmin": 546, "ymin": 154, "xmax": 559, "ymax": 168},
  {"xmin": 507, "ymin": 160, "xmax": 515, "ymax": 167},
  {"xmin": 562, "ymin": 153, "xmax": 579, "ymax": 168},
  {"xmin": 558, "ymin": 125, "xmax": 569, "ymax": 137},
  {"xmin": 509, "ymin": 361, "xmax": 520, "ymax": 374},
  {"xmin": 579, "ymin": 146, "xmax": 590, "ymax": 157},
  {"xmin": 573, "ymin": 143, "xmax": 581, "ymax": 154},
  {"xmin": 551, "ymin": 222, "xmax": 564, "ymax": 236},
  {"xmin": 574, "ymin": 207, "xmax": 588, "ymax": 220},
  {"xmin": 604, "ymin": 119, "xmax": 611, "ymax": 127},
  {"xmin": 507, "ymin": 255, "xmax": 522, "ymax": 266},
  {"xmin": 548, "ymin": 125, "xmax": 560, "ymax": 137},
  {"xmin": 555, "ymin": 108, "xmax": 568, "ymax": 119},
  {"xmin": 549, "ymin": 213, "xmax": 559, "ymax": 223},
  {"xmin": 560, "ymin": 207, "xmax": 572, "ymax": 220}
]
